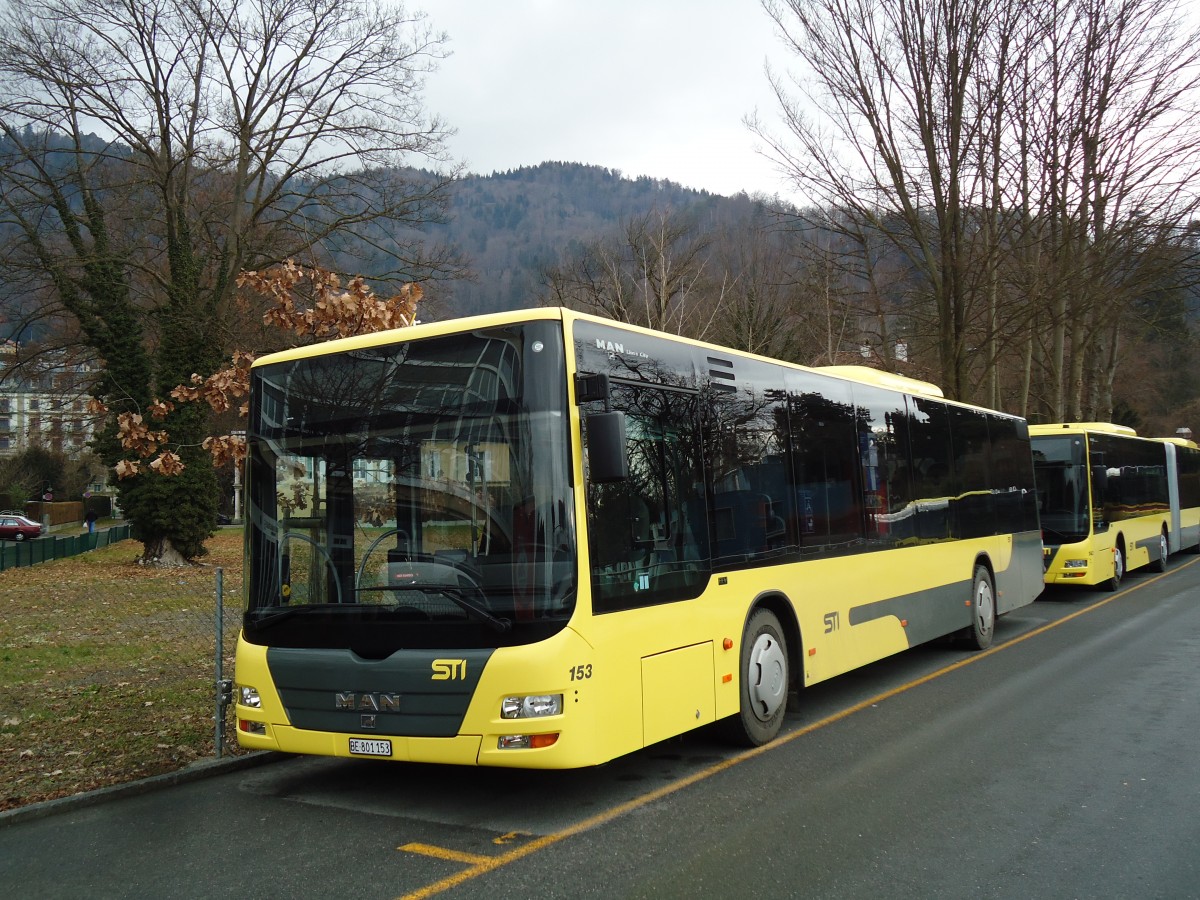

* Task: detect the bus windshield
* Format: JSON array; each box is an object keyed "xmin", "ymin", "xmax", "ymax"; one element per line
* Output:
[
  {"xmin": 242, "ymin": 321, "xmax": 576, "ymax": 655},
  {"xmin": 1032, "ymin": 434, "xmax": 1090, "ymax": 543}
]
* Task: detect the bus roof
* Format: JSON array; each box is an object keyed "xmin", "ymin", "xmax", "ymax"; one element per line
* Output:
[
  {"xmin": 252, "ymin": 306, "xmax": 1023, "ymax": 414},
  {"xmin": 815, "ymin": 365, "xmax": 944, "ymax": 399},
  {"xmin": 1029, "ymin": 422, "xmax": 1138, "ymax": 437},
  {"xmin": 250, "ymin": 306, "xmax": 568, "ymax": 368}
]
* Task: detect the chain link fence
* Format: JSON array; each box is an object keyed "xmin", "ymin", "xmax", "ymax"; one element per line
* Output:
[
  {"xmin": 212, "ymin": 569, "xmax": 240, "ymax": 757},
  {"xmin": 0, "ymin": 528, "xmax": 249, "ymax": 809}
]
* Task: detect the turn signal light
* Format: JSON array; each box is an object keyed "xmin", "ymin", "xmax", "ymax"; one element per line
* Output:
[{"xmin": 497, "ymin": 733, "xmax": 560, "ymax": 750}]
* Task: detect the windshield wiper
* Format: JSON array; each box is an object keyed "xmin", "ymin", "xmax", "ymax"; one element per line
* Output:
[
  {"xmin": 248, "ymin": 604, "xmax": 348, "ymax": 627},
  {"xmin": 439, "ymin": 588, "xmax": 511, "ymax": 633},
  {"xmin": 1041, "ymin": 527, "xmax": 1085, "ymax": 545},
  {"xmin": 388, "ymin": 585, "xmax": 511, "ymax": 633}
]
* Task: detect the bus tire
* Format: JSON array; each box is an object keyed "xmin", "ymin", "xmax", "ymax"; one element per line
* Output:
[
  {"xmin": 1106, "ymin": 542, "xmax": 1125, "ymax": 592},
  {"xmin": 1150, "ymin": 529, "xmax": 1168, "ymax": 573},
  {"xmin": 723, "ymin": 608, "xmax": 788, "ymax": 746},
  {"xmin": 966, "ymin": 564, "xmax": 995, "ymax": 651}
]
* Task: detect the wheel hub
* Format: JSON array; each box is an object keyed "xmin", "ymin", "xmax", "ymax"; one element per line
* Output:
[
  {"xmin": 747, "ymin": 633, "xmax": 787, "ymax": 722},
  {"xmin": 975, "ymin": 580, "xmax": 994, "ymax": 637}
]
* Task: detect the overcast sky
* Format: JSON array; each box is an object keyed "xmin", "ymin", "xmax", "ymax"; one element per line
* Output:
[{"xmin": 420, "ymin": 0, "xmax": 797, "ymax": 200}]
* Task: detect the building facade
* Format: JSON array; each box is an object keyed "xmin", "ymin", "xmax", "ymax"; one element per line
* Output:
[{"xmin": 0, "ymin": 342, "xmax": 100, "ymax": 456}]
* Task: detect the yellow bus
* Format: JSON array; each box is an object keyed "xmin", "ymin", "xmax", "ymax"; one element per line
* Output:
[
  {"xmin": 1032, "ymin": 423, "xmax": 1184, "ymax": 590},
  {"xmin": 234, "ymin": 308, "xmax": 1043, "ymax": 768}
]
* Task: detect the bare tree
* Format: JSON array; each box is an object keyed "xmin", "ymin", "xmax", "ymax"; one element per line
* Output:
[
  {"xmin": 707, "ymin": 221, "xmax": 810, "ymax": 362},
  {"xmin": 540, "ymin": 208, "xmax": 723, "ymax": 340},
  {"xmin": 755, "ymin": 0, "xmax": 1200, "ymax": 418},
  {"xmin": 754, "ymin": 0, "xmax": 1017, "ymax": 402},
  {"xmin": 0, "ymin": 0, "xmax": 459, "ymax": 563},
  {"xmin": 1034, "ymin": 0, "xmax": 1200, "ymax": 422}
]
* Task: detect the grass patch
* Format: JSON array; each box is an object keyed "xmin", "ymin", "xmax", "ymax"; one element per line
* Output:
[{"xmin": 0, "ymin": 529, "xmax": 244, "ymax": 811}]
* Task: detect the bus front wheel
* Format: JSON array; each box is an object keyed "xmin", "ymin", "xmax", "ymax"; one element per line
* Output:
[
  {"xmin": 966, "ymin": 564, "xmax": 995, "ymax": 651},
  {"xmin": 1150, "ymin": 529, "xmax": 1168, "ymax": 573},
  {"xmin": 724, "ymin": 608, "xmax": 789, "ymax": 746},
  {"xmin": 1106, "ymin": 543, "xmax": 1125, "ymax": 592}
]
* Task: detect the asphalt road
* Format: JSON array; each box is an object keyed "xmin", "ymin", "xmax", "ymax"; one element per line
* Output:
[{"xmin": 4, "ymin": 557, "xmax": 1199, "ymax": 900}]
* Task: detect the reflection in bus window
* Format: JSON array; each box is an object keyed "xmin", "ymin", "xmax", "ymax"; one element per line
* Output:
[{"xmin": 587, "ymin": 385, "xmax": 708, "ymax": 612}]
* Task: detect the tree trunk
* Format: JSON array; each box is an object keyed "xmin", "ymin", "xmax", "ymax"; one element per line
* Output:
[{"xmin": 137, "ymin": 537, "xmax": 192, "ymax": 568}]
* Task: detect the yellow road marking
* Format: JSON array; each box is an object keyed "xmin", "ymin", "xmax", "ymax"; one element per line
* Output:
[
  {"xmin": 396, "ymin": 560, "xmax": 1197, "ymax": 900},
  {"xmin": 492, "ymin": 831, "xmax": 531, "ymax": 845},
  {"xmin": 398, "ymin": 844, "xmax": 492, "ymax": 866}
]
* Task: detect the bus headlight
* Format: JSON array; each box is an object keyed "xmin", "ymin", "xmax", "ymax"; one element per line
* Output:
[
  {"xmin": 500, "ymin": 694, "xmax": 563, "ymax": 719},
  {"xmin": 1062, "ymin": 559, "xmax": 1088, "ymax": 568},
  {"xmin": 239, "ymin": 685, "xmax": 262, "ymax": 708}
]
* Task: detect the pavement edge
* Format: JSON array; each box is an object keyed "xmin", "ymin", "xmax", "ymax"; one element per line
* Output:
[{"xmin": 0, "ymin": 751, "xmax": 287, "ymax": 828}]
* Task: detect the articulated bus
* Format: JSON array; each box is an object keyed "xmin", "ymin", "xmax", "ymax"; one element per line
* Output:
[
  {"xmin": 1031, "ymin": 423, "xmax": 1200, "ymax": 590},
  {"xmin": 234, "ymin": 308, "xmax": 1043, "ymax": 768}
]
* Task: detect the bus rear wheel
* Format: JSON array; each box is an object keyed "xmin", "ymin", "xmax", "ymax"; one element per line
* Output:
[
  {"xmin": 966, "ymin": 564, "xmax": 995, "ymax": 650},
  {"xmin": 723, "ymin": 608, "xmax": 788, "ymax": 746}
]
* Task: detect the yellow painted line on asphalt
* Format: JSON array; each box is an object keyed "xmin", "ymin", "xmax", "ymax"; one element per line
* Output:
[
  {"xmin": 398, "ymin": 844, "xmax": 493, "ymax": 866},
  {"xmin": 396, "ymin": 559, "xmax": 1198, "ymax": 900}
]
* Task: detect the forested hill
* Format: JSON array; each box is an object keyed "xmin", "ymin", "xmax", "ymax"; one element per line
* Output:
[
  {"xmin": 417, "ymin": 161, "xmax": 774, "ymax": 317},
  {"xmin": 0, "ymin": 153, "xmax": 773, "ymax": 339}
]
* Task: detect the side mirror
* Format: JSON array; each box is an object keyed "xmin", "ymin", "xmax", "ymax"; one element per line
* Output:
[{"xmin": 585, "ymin": 412, "xmax": 628, "ymax": 483}]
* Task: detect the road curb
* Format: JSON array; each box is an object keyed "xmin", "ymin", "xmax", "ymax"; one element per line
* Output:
[{"xmin": 0, "ymin": 751, "xmax": 287, "ymax": 828}]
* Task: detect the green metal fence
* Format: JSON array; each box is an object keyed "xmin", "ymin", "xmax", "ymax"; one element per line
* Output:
[{"xmin": 0, "ymin": 525, "xmax": 132, "ymax": 571}]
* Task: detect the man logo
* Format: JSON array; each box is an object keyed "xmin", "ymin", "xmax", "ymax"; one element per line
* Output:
[
  {"xmin": 335, "ymin": 692, "xmax": 400, "ymax": 711},
  {"xmin": 431, "ymin": 658, "xmax": 467, "ymax": 680}
]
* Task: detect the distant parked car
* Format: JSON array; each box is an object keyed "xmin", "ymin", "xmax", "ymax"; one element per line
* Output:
[{"xmin": 0, "ymin": 514, "xmax": 46, "ymax": 541}]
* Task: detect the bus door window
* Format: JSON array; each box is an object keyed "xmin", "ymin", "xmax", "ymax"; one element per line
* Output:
[
  {"xmin": 269, "ymin": 451, "xmax": 345, "ymax": 605},
  {"xmin": 586, "ymin": 384, "xmax": 707, "ymax": 612},
  {"xmin": 324, "ymin": 451, "xmax": 357, "ymax": 602}
]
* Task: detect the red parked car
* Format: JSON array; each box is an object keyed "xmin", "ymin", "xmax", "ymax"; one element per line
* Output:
[{"xmin": 0, "ymin": 514, "xmax": 46, "ymax": 541}]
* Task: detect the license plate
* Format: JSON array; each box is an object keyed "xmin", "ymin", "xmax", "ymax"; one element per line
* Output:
[{"xmin": 349, "ymin": 738, "xmax": 392, "ymax": 757}]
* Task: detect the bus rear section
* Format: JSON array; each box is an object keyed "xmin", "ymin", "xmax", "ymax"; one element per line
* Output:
[
  {"xmin": 1161, "ymin": 438, "xmax": 1200, "ymax": 555},
  {"xmin": 1032, "ymin": 423, "xmax": 1171, "ymax": 590}
]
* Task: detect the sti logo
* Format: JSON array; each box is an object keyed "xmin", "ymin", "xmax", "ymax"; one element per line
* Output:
[{"xmin": 431, "ymin": 658, "xmax": 467, "ymax": 681}]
